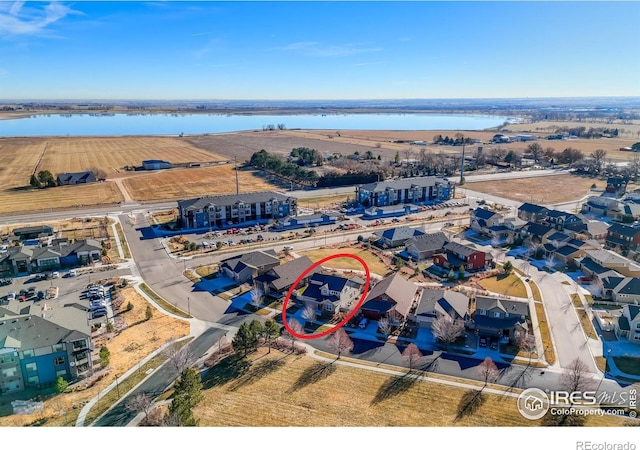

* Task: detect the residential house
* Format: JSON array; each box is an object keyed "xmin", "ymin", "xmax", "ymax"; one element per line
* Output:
[
  {"xmin": 413, "ymin": 289, "xmax": 470, "ymax": 327},
  {"xmin": 297, "ymin": 273, "xmax": 363, "ymax": 317},
  {"xmin": 522, "ymin": 222, "xmax": 555, "ymax": 244},
  {"xmin": 544, "ymin": 210, "xmax": 584, "ymax": 231},
  {"xmin": 355, "ymin": 176, "xmax": 455, "ymax": 208},
  {"xmin": 606, "ymin": 223, "xmax": 640, "ymax": 253},
  {"xmin": 472, "ymin": 296, "xmax": 530, "ymax": 344},
  {"xmin": 582, "ymin": 249, "xmax": 640, "ymax": 277},
  {"xmin": 614, "ymin": 305, "xmax": 640, "ymax": 344},
  {"xmin": 56, "ymin": 171, "xmax": 96, "ymax": 186},
  {"xmin": 603, "ymin": 277, "xmax": 640, "ymax": 304},
  {"xmin": 220, "ymin": 250, "xmax": 280, "ymax": 283},
  {"xmin": 564, "ymin": 219, "xmax": 610, "ymax": 243},
  {"xmin": 373, "ymin": 226, "xmax": 425, "ymax": 249},
  {"xmin": 606, "ymin": 177, "xmax": 628, "ymax": 197},
  {"xmin": 178, "ymin": 191, "xmax": 298, "ymax": 229},
  {"xmin": 255, "ymin": 256, "xmax": 317, "ymax": 298},
  {"xmin": 518, "ymin": 203, "xmax": 549, "ymax": 222},
  {"xmin": 581, "ymin": 195, "xmax": 619, "ymax": 216},
  {"xmin": 405, "ymin": 232, "xmax": 448, "ymax": 261},
  {"xmin": 360, "ymin": 273, "xmax": 419, "ymax": 326},
  {"xmin": 432, "ymin": 241, "xmax": 493, "ymax": 272},
  {"xmin": 470, "ymin": 208, "xmax": 503, "ymax": 235},
  {"xmin": 0, "ymin": 301, "xmax": 92, "ymax": 394},
  {"xmin": 12, "ymin": 226, "xmax": 54, "ymax": 241}
]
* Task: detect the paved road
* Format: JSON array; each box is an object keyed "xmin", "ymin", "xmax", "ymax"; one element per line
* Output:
[{"xmin": 93, "ymin": 326, "xmax": 228, "ymax": 427}]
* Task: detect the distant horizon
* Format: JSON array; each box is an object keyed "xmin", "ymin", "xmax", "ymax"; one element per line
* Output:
[{"xmin": 1, "ymin": 2, "xmax": 638, "ymax": 100}]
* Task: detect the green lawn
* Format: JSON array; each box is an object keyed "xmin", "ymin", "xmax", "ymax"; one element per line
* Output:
[
  {"xmin": 478, "ymin": 273, "xmax": 528, "ymax": 298},
  {"xmin": 300, "ymin": 247, "xmax": 388, "ymax": 275}
]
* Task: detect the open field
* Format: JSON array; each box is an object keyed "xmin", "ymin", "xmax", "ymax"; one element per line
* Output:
[
  {"xmin": 0, "ymin": 285, "xmax": 189, "ymax": 426},
  {"xmin": 300, "ymin": 247, "xmax": 390, "ymax": 276},
  {"xmin": 466, "ymin": 173, "xmax": 606, "ymax": 205},
  {"xmin": 194, "ymin": 347, "xmax": 626, "ymax": 426},
  {"xmin": 122, "ymin": 165, "xmax": 280, "ymax": 202},
  {"xmin": 478, "ymin": 273, "xmax": 528, "ymax": 299}
]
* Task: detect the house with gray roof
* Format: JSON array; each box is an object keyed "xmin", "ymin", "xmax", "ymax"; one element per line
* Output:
[
  {"xmin": 360, "ymin": 273, "xmax": 419, "ymax": 326},
  {"xmin": 432, "ymin": 241, "xmax": 493, "ymax": 272},
  {"xmin": 472, "ymin": 296, "xmax": 530, "ymax": 344},
  {"xmin": 470, "ymin": 208, "xmax": 503, "ymax": 235},
  {"xmin": 178, "ymin": 191, "xmax": 297, "ymax": 229},
  {"xmin": 518, "ymin": 203, "xmax": 549, "ymax": 222},
  {"xmin": 56, "ymin": 171, "xmax": 96, "ymax": 186},
  {"xmin": 373, "ymin": 226, "xmax": 425, "ymax": 249},
  {"xmin": 405, "ymin": 231, "xmax": 448, "ymax": 261},
  {"xmin": 614, "ymin": 304, "xmax": 640, "ymax": 344},
  {"xmin": 0, "ymin": 301, "xmax": 92, "ymax": 394},
  {"xmin": 355, "ymin": 176, "xmax": 455, "ymax": 208},
  {"xmin": 0, "ymin": 239, "xmax": 102, "ymax": 276},
  {"xmin": 255, "ymin": 256, "xmax": 317, "ymax": 298},
  {"xmin": 413, "ymin": 289, "xmax": 470, "ymax": 327},
  {"xmin": 220, "ymin": 250, "xmax": 280, "ymax": 283}
]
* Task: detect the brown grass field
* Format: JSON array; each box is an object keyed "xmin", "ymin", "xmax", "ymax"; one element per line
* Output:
[
  {"xmin": 0, "ymin": 286, "xmax": 189, "ymax": 427},
  {"xmin": 122, "ymin": 165, "xmax": 280, "ymax": 202},
  {"xmin": 465, "ymin": 173, "xmax": 608, "ymax": 205},
  {"xmin": 194, "ymin": 347, "xmax": 626, "ymax": 427}
]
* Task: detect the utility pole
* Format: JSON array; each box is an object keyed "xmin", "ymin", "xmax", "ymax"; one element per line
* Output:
[
  {"xmin": 234, "ymin": 156, "xmax": 239, "ymax": 195},
  {"xmin": 460, "ymin": 139, "xmax": 466, "ymax": 184}
]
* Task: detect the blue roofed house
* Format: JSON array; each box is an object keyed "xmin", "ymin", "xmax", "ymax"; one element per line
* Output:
[
  {"xmin": 518, "ymin": 203, "xmax": 549, "ymax": 223},
  {"xmin": 56, "ymin": 171, "xmax": 96, "ymax": 186},
  {"xmin": 297, "ymin": 273, "xmax": 363, "ymax": 318},
  {"xmin": 470, "ymin": 208, "xmax": 503, "ymax": 235}
]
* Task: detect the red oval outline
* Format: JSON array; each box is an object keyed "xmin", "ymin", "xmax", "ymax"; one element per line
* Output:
[{"xmin": 282, "ymin": 253, "xmax": 371, "ymax": 340}]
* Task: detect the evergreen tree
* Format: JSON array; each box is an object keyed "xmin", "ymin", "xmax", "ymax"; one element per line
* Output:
[
  {"xmin": 232, "ymin": 322, "xmax": 259, "ymax": 357},
  {"xmin": 55, "ymin": 376, "xmax": 68, "ymax": 393},
  {"xmin": 263, "ymin": 320, "xmax": 280, "ymax": 354},
  {"xmin": 169, "ymin": 368, "xmax": 203, "ymax": 426}
]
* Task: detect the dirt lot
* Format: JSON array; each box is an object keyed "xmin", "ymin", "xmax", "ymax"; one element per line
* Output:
[
  {"xmin": 0, "ymin": 285, "xmax": 189, "ymax": 427},
  {"xmin": 465, "ymin": 173, "xmax": 616, "ymax": 205},
  {"xmin": 122, "ymin": 165, "xmax": 280, "ymax": 202}
]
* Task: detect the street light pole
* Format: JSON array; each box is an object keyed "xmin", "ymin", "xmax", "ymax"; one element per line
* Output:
[
  {"xmin": 115, "ymin": 374, "xmax": 120, "ymax": 399},
  {"xmin": 187, "ymin": 296, "xmax": 190, "ymax": 315}
]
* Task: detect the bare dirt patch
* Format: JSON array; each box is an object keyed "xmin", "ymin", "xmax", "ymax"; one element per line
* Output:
[
  {"xmin": 122, "ymin": 165, "xmax": 280, "ymax": 202},
  {"xmin": 466, "ymin": 173, "xmax": 601, "ymax": 205}
]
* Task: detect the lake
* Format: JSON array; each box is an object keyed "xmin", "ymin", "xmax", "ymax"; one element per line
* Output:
[{"xmin": 0, "ymin": 112, "xmax": 514, "ymax": 137}]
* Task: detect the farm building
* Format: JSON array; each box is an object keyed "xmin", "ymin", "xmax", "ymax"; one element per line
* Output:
[
  {"xmin": 56, "ymin": 171, "xmax": 96, "ymax": 186},
  {"xmin": 142, "ymin": 159, "xmax": 173, "ymax": 170}
]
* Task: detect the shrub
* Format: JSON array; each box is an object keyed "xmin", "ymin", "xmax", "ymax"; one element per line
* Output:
[{"xmin": 126, "ymin": 301, "xmax": 134, "ymax": 311}]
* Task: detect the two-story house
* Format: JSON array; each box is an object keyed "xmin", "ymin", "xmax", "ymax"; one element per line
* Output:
[
  {"xmin": 432, "ymin": 241, "xmax": 493, "ymax": 272},
  {"xmin": 360, "ymin": 273, "xmax": 419, "ymax": 326},
  {"xmin": 404, "ymin": 232, "xmax": 448, "ymax": 262},
  {"xmin": 471, "ymin": 296, "xmax": 530, "ymax": 344},
  {"xmin": 614, "ymin": 305, "xmax": 640, "ymax": 344},
  {"xmin": 606, "ymin": 223, "xmax": 640, "ymax": 253},
  {"xmin": 220, "ymin": 250, "xmax": 280, "ymax": 283},
  {"xmin": 518, "ymin": 203, "xmax": 549, "ymax": 223},
  {"xmin": 470, "ymin": 208, "xmax": 503, "ymax": 235},
  {"xmin": 255, "ymin": 256, "xmax": 317, "ymax": 298},
  {"xmin": 412, "ymin": 289, "xmax": 470, "ymax": 328},
  {"xmin": 297, "ymin": 273, "xmax": 363, "ymax": 317}
]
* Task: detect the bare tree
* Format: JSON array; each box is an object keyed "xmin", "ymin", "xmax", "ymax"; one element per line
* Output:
[
  {"xmin": 377, "ymin": 317, "xmax": 392, "ymax": 335},
  {"xmin": 327, "ymin": 328, "xmax": 354, "ymax": 360},
  {"xmin": 431, "ymin": 313, "xmax": 465, "ymax": 349},
  {"xmin": 250, "ymin": 283, "xmax": 263, "ymax": 308},
  {"xmin": 284, "ymin": 318, "xmax": 304, "ymax": 352},
  {"xmin": 402, "ymin": 343, "xmax": 424, "ymax": 371},
  {"xmin": 560, "ymin": 358, "xmax": 596, "ymax": 395},
  {"xmin": 163, "ymin": 341, "xmax": 194, "ymax": 376},
  {"xmin": 517, "ymin": 333, "xmax": 536, "ymax": 366},
  {"xmin": 527, "ymin": 142, "xmax": 543, "ymax": 163},
  {"xmin": 301, "ymin": 303, "xmax": 316, "ymax": 324},
  {"xmin": 477, "ymin": 357, "xmax": 500, "ymax": 388},
  {"xmin": 126, "ymin": 392, "xmax": 154, "ymax": 424},
  {"xmin": 591, "ymin": 149, "xmax": 607, "ymax": 174}
]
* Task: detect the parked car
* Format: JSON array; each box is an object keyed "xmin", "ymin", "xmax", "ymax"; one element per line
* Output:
[
  {"xmin": 479, "ymin": 337, "xmax": 487, "ymax": 347},
  {"xmin": 52, "ymin": 271, "xmax": 60, "ymax": 279},
  {"xmin": 0, "ymin": 278, "xmax": 12, "ymax": 286},
  {"xmin": 66, "ymin": 269, "xmax": 77, "ymax": 277},
  {"xmin": 35, "ymin": 273, "xmax": 47, "ymax": 281},
  {"xmin": 91, "ymin": 309, "xmax": 107, "ymax": 319},
  {"xmin": 28, "ymin": 286, "xmax": 36, "ymax": 296},
  {"xmin": 7, "ymin": 291, "xmax": 16, "ymax": 301},
  {"xmin": 36, "ymin": 291, "xmax": 45, "ymax": 300},
  {"xmin": 256, "ymin": 234, "xmax": 264, "ymax": 241},
  {"xmin": 490, "ymin": 338, "xmax": 499, "ymax": 350}
]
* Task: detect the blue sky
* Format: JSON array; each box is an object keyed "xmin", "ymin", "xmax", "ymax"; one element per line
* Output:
[{"xmin": 0, "ymin": 1, "xmax": 639, "ymax": 100}]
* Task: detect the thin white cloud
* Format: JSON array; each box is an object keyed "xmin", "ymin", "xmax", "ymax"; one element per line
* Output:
[
  {"xmin": 353, "ymin": 61, "xmax": 385, "ymax": 67},
  {"xmin": 192, "ymin": 38, "xmax": 222, "ymax": 60},
  {"xmin": 0, "ymin": 1, "xmax": 81, "ymax": 37},
  {"xmin": 280, "ymin": 41, "xmax": 381, "ymax": 57}
]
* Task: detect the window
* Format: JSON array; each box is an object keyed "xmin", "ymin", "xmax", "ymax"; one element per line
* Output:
[
  {"xmin": 52, "ymin": 344, "xmax": 64, "ymax": 353},
  {"xmin": 56, "ymin": 369, "xmax": 67, "ymax": 378},
  {"xmin": 54, "ymin": 357, "xmax": 65, "ymax": 366},
  {"xmin": 2, "ymin": 367, "xmax": 17, "ymax": 377},
  {"xmin": 494, "ymin": 312, "xmax": 501, "ymax": 318},
  {"xmin": 27, "ymin": 375, "xmax": 39, "ymax": 386},
  {"xmin": 22, "ymin": 349, "xmax": 34, "ymax": 358},
  {"xmin": 324, "ymin": 303, "xmax": 333, "ymax": 312},
  {"xmin": 25, "ymin": 362, "xmax": 37, "ymax": 373}
]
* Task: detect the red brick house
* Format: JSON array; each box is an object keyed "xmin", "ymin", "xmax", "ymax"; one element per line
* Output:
[{"xmin": 432, "ymin": 241, "xmax": 493, "ymax": 272}]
